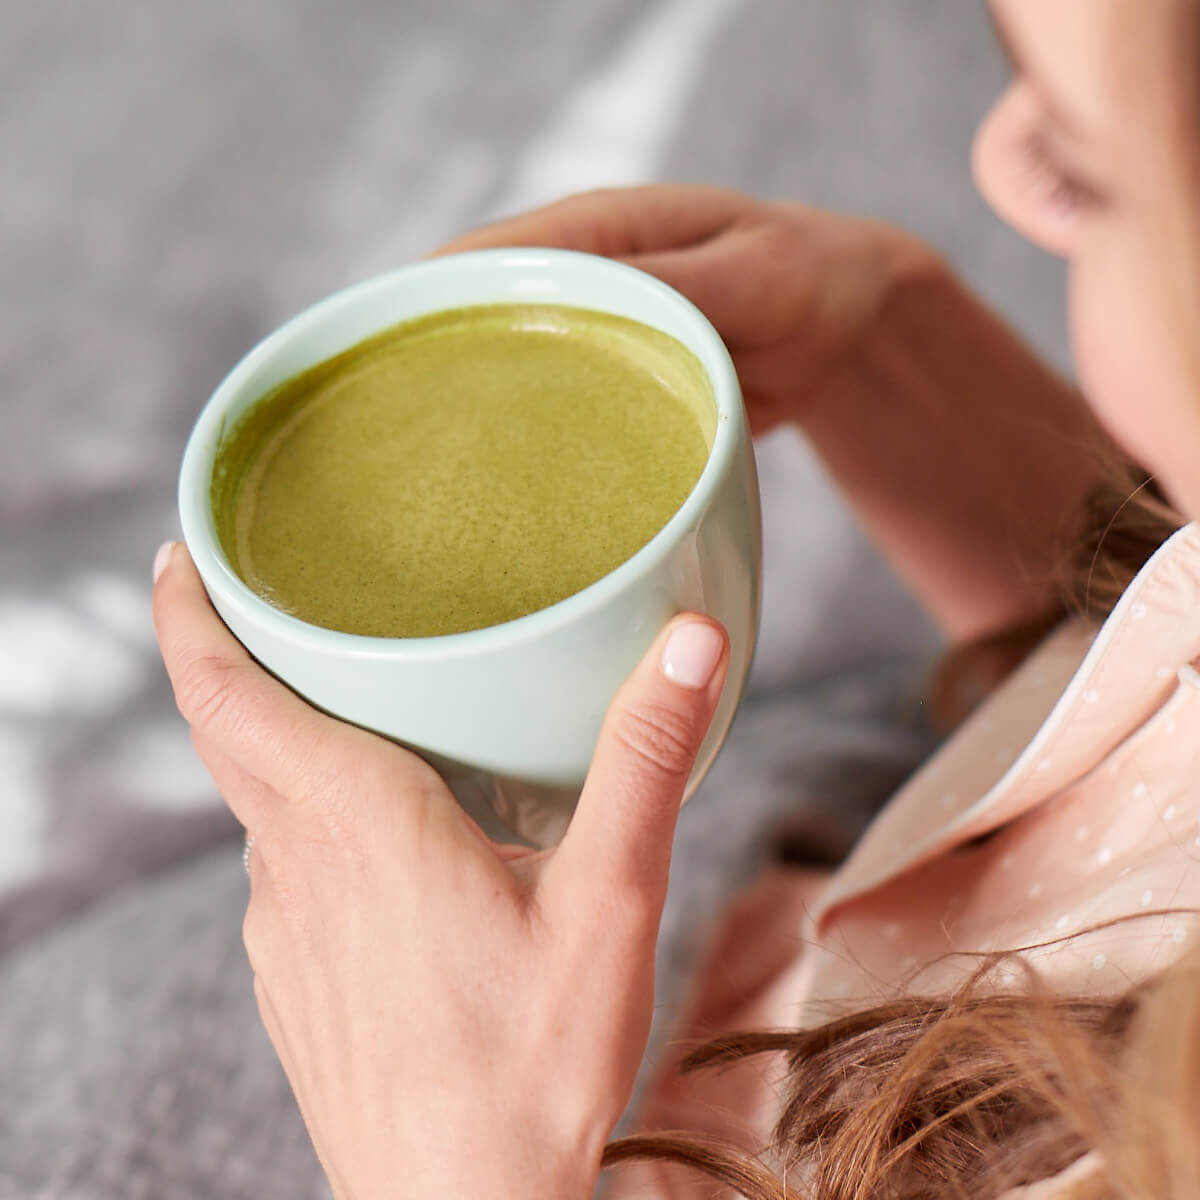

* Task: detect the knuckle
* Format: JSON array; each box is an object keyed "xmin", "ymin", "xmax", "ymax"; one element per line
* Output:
[
  {"xmin": 286, "ymin": 759, "xmax": 379, "ymax": 869},
  {"xmin": 758, "ymin": 220, "xmax": 795, "ymax": 258},
  {"xmin": 175, "ymin": 651, "xmax": 251, "ymax": 734},
  {"xmin": 243, "ymin": 861, "xmax": 317, "ymax": 966},
  {"xmin": 305, "ymin": 792, "xmax": 366, "ymax": 860},
  {"xmin": 242, "ymin": 900, "xmax": 271, "ymax": 975},
  {"xmin": 305, "ymin": 742, "xmax": 387, "ymax": 844},
  {"xmin": 611, "ymin": 701, "xmax": 697, "ymax": 784}
]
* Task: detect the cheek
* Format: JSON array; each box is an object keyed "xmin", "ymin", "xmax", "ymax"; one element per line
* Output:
[
  {"xmin": 1069, "ymin": 258, "xmax": 1200, "ymax": 516},
  {"xmin": 1069, "ymin": 273, "xmax": 1155, "ymax": 460}
]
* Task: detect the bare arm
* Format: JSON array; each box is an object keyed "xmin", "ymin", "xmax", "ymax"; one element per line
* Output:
[{"xmin": 802, "ymin": 254, "xmax": 1103, "ymax": 640}]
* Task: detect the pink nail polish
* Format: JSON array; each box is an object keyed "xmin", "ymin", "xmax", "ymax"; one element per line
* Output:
[
  {"xmin": 153, "ymin": 541, "xmax": 176, "ymax": 583},
  {"xmin": 661, "ymin": 622, "xmax": 724, "ymax": 690}
]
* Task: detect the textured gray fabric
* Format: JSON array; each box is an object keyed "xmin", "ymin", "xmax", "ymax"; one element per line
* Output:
[
  {"xmin": 0, "ymin": 849, "xmax": 326, "ymax": 1199},
  {"xmin": 0, "ymin": 664, "xmax": 935, "ymax": 1200},
  {"xmin": 1, "ymin": 0, "xmax": 1070, "ymax": 1193}
]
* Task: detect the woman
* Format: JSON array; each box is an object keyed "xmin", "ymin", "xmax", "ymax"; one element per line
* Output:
[{"xmin": 154, "ymin": 0, "xmax": 1200, "ymax": 1194}]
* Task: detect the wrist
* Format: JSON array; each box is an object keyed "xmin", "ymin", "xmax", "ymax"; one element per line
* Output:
[
  {"xmin": 759, "ymin": 209, "xmax": 945, "ymax": 427},
  {"xmin": 795, "ymin": 238, "xmax": 1103, "ymax": 638},
  {"xmin": 832, "ymin": 232, "xmax": 955, "ymax": 411}
]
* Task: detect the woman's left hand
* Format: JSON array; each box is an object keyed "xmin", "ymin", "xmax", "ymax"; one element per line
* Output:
[{"xmin": 152, "ymin": 543, "xmax": 728, "ymax": 1199}]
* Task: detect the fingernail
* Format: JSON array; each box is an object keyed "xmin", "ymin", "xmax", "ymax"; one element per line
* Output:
[
  {"xmin": 153, "ymin": 541, "xmax": 176, "ymax": 583},
  {"xmin": 661, "ymin": 621, "xmax": 724, "ymax": 690}
]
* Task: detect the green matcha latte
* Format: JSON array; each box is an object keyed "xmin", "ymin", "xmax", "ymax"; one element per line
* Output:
[{"xmin": 211, "ymin": 303, "xmax": 714, "ymax": 638}]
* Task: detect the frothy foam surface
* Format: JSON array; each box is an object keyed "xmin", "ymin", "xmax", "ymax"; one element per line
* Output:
[{"xmin": 212, "ymin": 303, "xmax": 713, "ymax": 637}]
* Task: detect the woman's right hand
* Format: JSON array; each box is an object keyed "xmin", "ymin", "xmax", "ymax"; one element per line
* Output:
[{"xmin": 436, "ymin": 184, "xmax": 934, "ymax": 434}]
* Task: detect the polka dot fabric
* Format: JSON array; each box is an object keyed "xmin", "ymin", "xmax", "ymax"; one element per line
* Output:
[
  {"xmin": 809, "ymin": 523, "xmax": 1200, "ymax": 1010},
  {"xmin": 613, "ymin": 524, "xmax": 1200, "ymax": 1200}
]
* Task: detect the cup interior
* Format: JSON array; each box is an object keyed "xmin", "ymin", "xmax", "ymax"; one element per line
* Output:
[{"xmin": 179, "ymin": 248, "xmax": 743, "ymax": 653}]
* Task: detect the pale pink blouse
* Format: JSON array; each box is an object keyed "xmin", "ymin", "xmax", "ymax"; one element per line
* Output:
[{"xmin": 612, "ymin": 523, "xmax": 1200, "ymax": 1199}]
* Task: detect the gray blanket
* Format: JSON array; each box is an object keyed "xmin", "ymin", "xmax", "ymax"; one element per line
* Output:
[{"xmin": 1, "ymin": 0, "xmax": 1066, "ymax": 1194}]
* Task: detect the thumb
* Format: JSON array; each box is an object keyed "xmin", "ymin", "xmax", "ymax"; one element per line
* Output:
[{"xmin": 547, "ymin": 615, "xmax": 729, "ymax": 910}]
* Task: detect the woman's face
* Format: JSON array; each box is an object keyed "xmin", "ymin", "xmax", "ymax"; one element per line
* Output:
[{"xmin": 973, "ymin": 0, "xmax": 1200, "ymax": 519}]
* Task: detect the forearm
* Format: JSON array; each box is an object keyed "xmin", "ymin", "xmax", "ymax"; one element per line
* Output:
[{"xmin": 800, "ymin": 253, "xmax": 1104, "ymax": 641}]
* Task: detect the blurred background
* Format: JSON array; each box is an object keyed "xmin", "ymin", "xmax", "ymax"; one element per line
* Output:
[{"xmin": 1, "ymin": 1, "xmax": 1068, "ymax": 1195}]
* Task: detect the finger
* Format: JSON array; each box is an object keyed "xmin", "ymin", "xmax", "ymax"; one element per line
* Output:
[
  {"xmin": 547, "ymin": 615, "xmax": 728, "ymax": 915},
  {"xmin": 251, "ymin": 972, "xmax": 342, "ymax": 1195},
  {"xmin": 624, "ymin": 226, "xmax": 806, "ymax": 353},
  {"xmin": 252, "ymin": 972, "xmax": 285, "ymax": 1051},
  {"xmin": 152, "ymin": 542, "xmax": 382, "ymax": 812},
  {"xmin": 432, "ymin": 184, "xmax": 748, "ymax": 260},
  {"xmin": 731, "ymin": 344, "xmax": 830, "ymax": 435},
  {"xmin": 252, "ymin": 971, "xmax": 302, "ymax": 1098}
]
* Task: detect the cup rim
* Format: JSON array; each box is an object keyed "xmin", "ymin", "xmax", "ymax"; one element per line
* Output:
[{"xmin": 178, "ymin": 247, "xmax": 744, "ymax": 660}]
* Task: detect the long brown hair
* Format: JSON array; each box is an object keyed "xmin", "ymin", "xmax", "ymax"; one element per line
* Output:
[
  {"xmin": 603, "ymin": 942, "xmax": 1200, "ymax": 1198},
  {"xmin": 602, "ymin": 466, "xmax": 1193, "ymax": 1198},
  {"xmin": 929, "ymin": 460, "xmax": 1184, "ymax": 732}
]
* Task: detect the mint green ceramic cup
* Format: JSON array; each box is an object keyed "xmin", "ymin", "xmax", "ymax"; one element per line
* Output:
[{"xmin": 178, "ymin": 249, "xmax": 761, "ymax": 846}]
